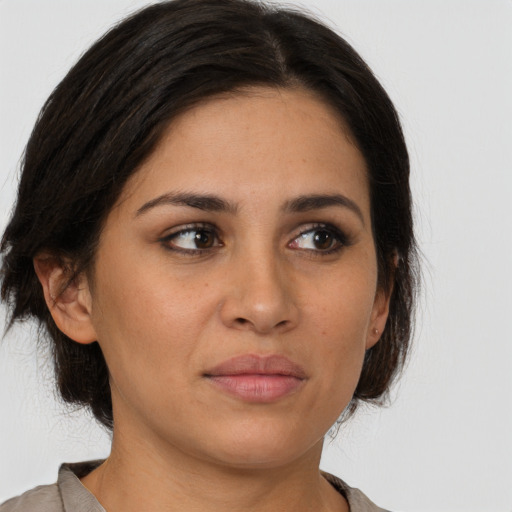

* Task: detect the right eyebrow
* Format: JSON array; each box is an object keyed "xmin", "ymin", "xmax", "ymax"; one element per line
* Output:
[
  {"xmin": 135, "ymin": 192, "xmax": 238, "ymax": 217},
  {"xmin": 283, "ymin": 193, "xmax": 365, "ymax": 225}
]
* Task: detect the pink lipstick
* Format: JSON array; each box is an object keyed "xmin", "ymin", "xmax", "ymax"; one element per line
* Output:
[{"xmin": 204, "ymin": 354, "xmax": 307, "ymax": 402}]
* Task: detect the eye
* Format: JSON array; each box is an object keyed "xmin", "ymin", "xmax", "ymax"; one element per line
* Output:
[
  {"xmin": 289, "ymin": 225, "xmax": 347, "ymax": 253},
  {"xmin": 160, "ymin": 225, "xmax": 221, "ymax": 253}
]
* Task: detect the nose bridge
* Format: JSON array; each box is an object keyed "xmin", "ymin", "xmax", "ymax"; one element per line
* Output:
[{"xmin": 220, "ymin": 240, "xmax": 298, "ymax": 334}]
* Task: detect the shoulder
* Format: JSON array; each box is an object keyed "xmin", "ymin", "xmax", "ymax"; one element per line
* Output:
[
  {"xmin": 322, "ymin": 471, "xmax": 392, "ymax": 512},
  {"xmin": 0, "ymin": 461, "xmax": 105, "ymax": 512},
  {"xmin": 0, "ymin": 483, "xmax": 62, "ymax": 512}
]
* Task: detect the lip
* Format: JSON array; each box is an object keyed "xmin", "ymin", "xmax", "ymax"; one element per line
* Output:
[{"xmin": 204, "ymin": 354, "xmax": 307, "ymax": 403}]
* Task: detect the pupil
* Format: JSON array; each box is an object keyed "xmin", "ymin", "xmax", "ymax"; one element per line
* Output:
[
  {"xmin": 195, "ymin": 231, "xmax": 212, "ymax": 248},
  {"xmin": 314, "ymin": 231, "xmax": 331, "ymax": 250}
]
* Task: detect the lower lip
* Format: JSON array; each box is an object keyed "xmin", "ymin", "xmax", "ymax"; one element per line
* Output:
[{"xmin": 207, "ymin": 374, "xmax": 304, "ymax": 402}]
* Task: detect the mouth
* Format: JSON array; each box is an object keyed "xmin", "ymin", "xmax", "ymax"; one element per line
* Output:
[{"xmin": 203, "ymin": 354, "xmax": 307, "ymax": 403}]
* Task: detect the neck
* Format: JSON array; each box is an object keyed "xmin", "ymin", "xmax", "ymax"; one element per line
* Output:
[{"xmin": 81, "ymin": 423, "xmax": 347, "ymax": 512}]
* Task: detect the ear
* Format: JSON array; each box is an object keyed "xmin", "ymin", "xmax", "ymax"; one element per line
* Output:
[
  {"xmin": 366, "ymin": 253, "xmax": 398, "ymax": 350},
  {"xmin": 33, "ymin": 254, "xmax": 97, "ymax": 344},
  {"xmin": 366, "ymin": 287, "xmax": 392, "ymax": 350}
]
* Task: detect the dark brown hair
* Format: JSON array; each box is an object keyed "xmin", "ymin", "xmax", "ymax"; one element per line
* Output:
[{"xmin": 1, "ymin": 0, "xmax": 418, "ymax": 429}]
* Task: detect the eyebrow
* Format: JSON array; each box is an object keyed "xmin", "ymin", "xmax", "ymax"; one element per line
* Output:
[
  {"xmin": 136, "ymin": 191, "xmax": 364, "ymax": 224},
  {"xmin": 284, "ymin": 194, "xmax": 364, "ymax": 224},
  {"xmin": 136, "ymin": 192, "xmax": 238, "ymax": 216}
]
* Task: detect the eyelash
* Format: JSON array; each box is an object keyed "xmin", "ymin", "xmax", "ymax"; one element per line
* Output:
[
  {"xmin": 290, "ymin": 223, "xmax": 349, "ymax": 255},
  {"xmin": 158, "ymin": 223, "xmax": 221, "ymax": 256},
  {"xmin": 158, "ymin": 222, "xmax": 349, "ymax": 256}
]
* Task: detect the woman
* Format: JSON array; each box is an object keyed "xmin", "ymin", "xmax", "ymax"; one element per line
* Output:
[{"xmin": 0, "ymin": 0, "xmax": 418, "ymax": 511}]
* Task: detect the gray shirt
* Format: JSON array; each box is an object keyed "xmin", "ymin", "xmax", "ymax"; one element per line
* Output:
[{"xmin": 0, "ymin": 461, "xmax": 389, "ymax": 512}]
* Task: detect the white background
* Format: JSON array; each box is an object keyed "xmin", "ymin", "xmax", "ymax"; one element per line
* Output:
[{"xmin": 1, "ymin": 1, "xmax": 511, "ymax": 511}]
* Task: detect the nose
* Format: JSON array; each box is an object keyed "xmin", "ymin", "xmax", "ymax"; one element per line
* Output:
[{"xmin": 219, "ymin": 250, "xmax": 299, "ymax": 335}]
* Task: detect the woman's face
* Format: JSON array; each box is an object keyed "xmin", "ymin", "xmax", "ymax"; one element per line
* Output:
[{"xmin": 84, "ymin": 87, "xmax": 389, "ymax": 469}]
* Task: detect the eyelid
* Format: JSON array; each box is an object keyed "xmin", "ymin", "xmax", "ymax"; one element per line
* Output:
[
  {"xmin": 288, "ymin": 222, "xmax": 350, "ymax": 252},
  {"xmin": 157, "ymin": 221, "xmax": 350, "ymax": 256},
  {"xmin": 158, "ymin": 223, "xmax": 222, "ymax": 254}
]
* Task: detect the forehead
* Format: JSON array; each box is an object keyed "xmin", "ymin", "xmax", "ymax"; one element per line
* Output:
[{"xmin": 119, "ymin": 86, "xmax": 370, "ymax": 217}]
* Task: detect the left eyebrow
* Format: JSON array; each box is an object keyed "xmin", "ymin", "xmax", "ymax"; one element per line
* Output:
[
  {"xmin": 135, "ymin": 192, "xmax": 238, "ymax": 217},
  {"xmin": 283, "ymin": 194, "xmax": 365, "ymax": 224}
]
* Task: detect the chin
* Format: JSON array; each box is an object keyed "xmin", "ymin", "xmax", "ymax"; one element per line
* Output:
[{"xmin": 203, "ymin": 421, "xmax": 324, "ymax": 470}]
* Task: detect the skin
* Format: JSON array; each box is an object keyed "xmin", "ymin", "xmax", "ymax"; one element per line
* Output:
[{"xmin": 35, "ymin": 87, "xmax": 391, "ymax": 512}]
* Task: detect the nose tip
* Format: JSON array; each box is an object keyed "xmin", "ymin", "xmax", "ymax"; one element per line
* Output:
[{"xmin": 219, "ymin": 263, "xmax": 299, "ymax": 335}]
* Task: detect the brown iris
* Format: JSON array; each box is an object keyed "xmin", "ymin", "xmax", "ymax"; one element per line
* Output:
[
  {"xmin": 194, "ymin": 230, "xmax": 215, "ymax": 249},
  {"xmin": 313, "ymin": 230, "xmax": 334, "ymax": 250}
]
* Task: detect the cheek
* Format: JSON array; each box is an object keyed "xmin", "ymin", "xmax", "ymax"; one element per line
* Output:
[
  {"xmin": 303, "ymin": 266, "xmax": 376, "ymax": 394},
  {"xmin": 308, "ymin": 262, "xmax": 376, "ymax": 340},
  {"xmin": 87, "ymin": 269, "xmax": 215, "ymax": 430},
  {"xmin": 89, "ymin": 250, "xmax": 220, "ymax": 380}
]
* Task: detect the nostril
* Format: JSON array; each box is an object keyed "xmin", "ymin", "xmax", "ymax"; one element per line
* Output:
[{"xmin": 235, "ymin": 318, "xmax": 249, "ymax": 325}]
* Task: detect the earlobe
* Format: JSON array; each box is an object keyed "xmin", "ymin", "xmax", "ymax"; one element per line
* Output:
[
  {"xmin": 33, "ymin": 255, "xmax": 97, "ymax": 344},
  {"xmin": 366, "ymin": 287, "xmax": 392, "ymax": 350}
]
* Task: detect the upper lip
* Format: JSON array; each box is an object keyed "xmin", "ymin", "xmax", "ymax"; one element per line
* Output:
[{"xmin": 204, "ymin": 354, "xmax": 307, "ymax": 379}]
